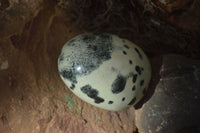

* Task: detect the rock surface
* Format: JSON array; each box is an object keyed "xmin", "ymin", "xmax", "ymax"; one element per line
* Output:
[
  {"xmin": 135, "ymin": 54, "xmax": 200, "ymax": 133},
  {"xmin": 0, "ymin": 0, "xmax": 43, "ymax": 38}
]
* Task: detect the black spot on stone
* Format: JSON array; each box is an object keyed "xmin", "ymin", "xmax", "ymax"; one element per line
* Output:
[
  {"xmin": 95, "ymin": 97, "xmax": 105, "ymax": 104},
  {"xmin": 111, "ymin": 75, "xmax": 127, "ymax": 94},
  {"xmin": 124, "ymin": 45, "xmax": 129, "ymax": 49},
  {"xmin": 128, "ymin": 97, "xmax": 136, "ymax": 105},
  {"xmin": 81, "ymin": 85, "xmax": 104, "ymax": 104},
  {"xmin": 88, "ymin": 44, "xmax": 98, "ymax": 51},
  {"xmin": 100, "ymin": 51, "xmax": 111, "ymax": 59},
  {"xmin": 135, "ymin": 66, "xmax": 142, "ymax": 75},
  {"xmin": 122, "ymin": 97, "xmax": 125, "ymax": 101},
  {"xmin": 132, "ymin": 74, "xmax": 137, "ymax": 83},
  {"xmin": 140, "ymin": 80, "xmax": 144, "ymax": 86},
  {"xmin": 60, "ymin": 70, "xmax": 77, "ymax": 83},
  {"xmin": 88, "ymin": 89, "xmax": 98, "ymax": 98},
  {"xmin": 135, "ymin": 48, "xmax": 143, "ymax": 59},
  {"xmin": 72, "ymin": 63, "xmax": 75, "ymax": 68},
  {"xmin": 93, "ymin": 46, "xmax": 97, "ymax": 51},
  {"xmin": 123, "ymin": 51, "xmax": 127, "ymax": 55},
  {"xmin": 70, "ymin": 84, "xmax": 75, "ymax": 90},
  {"xmin": 132, "ymin": 86, "xmax": 136, "ymax": 91},
  {"xmin": 122, "ymin": 39, "xmax": 125, "ymax": 43},
  {"xmin": 129, "ymin": 60, "xmax": 132, "ymax": 64},
  {"xmin": 108, "ymin": 101, "xmax": 113, "ymax": 104},
  {"xmin": 80, "ymin": 85, "xmax": 91, "ymax": 93}
]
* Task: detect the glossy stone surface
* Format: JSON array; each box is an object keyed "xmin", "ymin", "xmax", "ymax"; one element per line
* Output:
[{"xmin": 58, "ymin": 33, "xmax": 151, "ymax": 111}]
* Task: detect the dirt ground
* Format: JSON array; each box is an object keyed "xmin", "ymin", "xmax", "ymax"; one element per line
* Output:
[{"xmin": 0, "ymin": 0, "xmax": 200, "ymax": 133}]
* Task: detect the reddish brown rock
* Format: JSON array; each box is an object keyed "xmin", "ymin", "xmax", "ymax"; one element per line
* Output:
[
  {"xmin": 135, "ymin": 54, "xmax": 200, "ymax": 133},
  {"xmin": 0, "ymin": 0, "xmax": 43, "ymax": 38}
]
